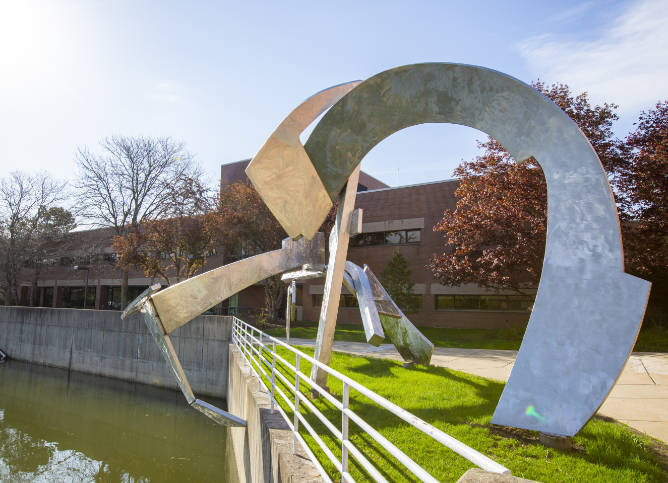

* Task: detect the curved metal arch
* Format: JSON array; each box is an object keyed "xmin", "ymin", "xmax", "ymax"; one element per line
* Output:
[{"xmin": 301, "ymin": 63, "xmax": 651, "ymax": 436}]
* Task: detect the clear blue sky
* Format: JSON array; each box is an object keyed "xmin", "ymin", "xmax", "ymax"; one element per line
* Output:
[{"xmin": 1, "ymin": 0, "xmax": 665, "ymax": 189}]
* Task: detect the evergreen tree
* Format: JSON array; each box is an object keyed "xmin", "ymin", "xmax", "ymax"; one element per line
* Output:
[{"xmin": 380, "ymin": 248, "xmax": 420, "ymax": 314}]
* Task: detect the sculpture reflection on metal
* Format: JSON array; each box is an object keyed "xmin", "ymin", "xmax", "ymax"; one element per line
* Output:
[{"xmin": 249, "ymin": 63, "xmax": 650, "ymax": 437}]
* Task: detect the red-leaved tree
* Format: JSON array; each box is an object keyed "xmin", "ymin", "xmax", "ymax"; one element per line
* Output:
[
  {"xmin": 429, "ymin": 82, "xmax": 624, "ymax": 293},
  {"xmin": 213, "ymin": 181, "xmax": 287, "ymax": 324},
  {"xmin": 617, "ymin": 101, "xmax": 668, "ymax": 314}
]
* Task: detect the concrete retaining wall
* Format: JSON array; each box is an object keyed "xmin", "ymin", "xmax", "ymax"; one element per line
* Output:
[
  {"xmin": 228, "ymin": 345, "xmax": 321, "ymax": 483},
  {"xmin": 0, "ymin": 306, "xmax": 232, "ymax": 398}
]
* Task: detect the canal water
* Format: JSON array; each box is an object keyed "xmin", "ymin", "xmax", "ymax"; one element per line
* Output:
[{"xmin": 0, "ymin": 360, "xmax": 237, "ymax": 482}]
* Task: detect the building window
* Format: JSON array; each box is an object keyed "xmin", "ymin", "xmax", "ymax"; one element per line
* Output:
[
  {"xmin": 311, "ymin": 293, "xmax": 359, "ymax": 308},
  {"xmin": 103, "ymin": 253, "xmax": 118, "ymax": 264},
  {"xmin": 105, "ymin": 286, "xmax": 149, "ymax": 310},
  {"xmin": 40, "ymin": 287, "xmax": 54, "ymax": 307},
  {"xmin": 62, "ymin": 287, "xmax": 96, "ymax": 309},
  {"xmin": 409, "ymin": 294, "xmax": 423, "ymax": 309},
  {"xmin": 350, "ymin": 229, "xmax": 421, "ymax": 247},
  {"xmin": 435, "ymin": 294, "xmax": 534, "ymax": 312},
  {"xmin": 340, "ymin": 294, "xmax": 359, "ymax": 308}
]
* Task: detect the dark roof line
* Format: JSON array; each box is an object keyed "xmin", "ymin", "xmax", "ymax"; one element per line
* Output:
[{"xmin": 358, "ymin": 178, "xmax": 458, "ymax": 195}]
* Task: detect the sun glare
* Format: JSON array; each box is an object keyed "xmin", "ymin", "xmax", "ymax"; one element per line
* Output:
[{"xmin": 0, "ymin": 1, "xmax": 73, "ymax": 92}]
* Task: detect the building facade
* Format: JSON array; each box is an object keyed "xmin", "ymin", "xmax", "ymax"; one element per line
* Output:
[
  {"xmin": 221, "ymin": 161, "xmax": 534, "ymax": 329},
  {"xmin": 12, "ymin": 160, "xmax": 534, "ymax": 329}
]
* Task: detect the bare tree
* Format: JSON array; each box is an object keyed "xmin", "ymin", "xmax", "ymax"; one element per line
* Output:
[
  {"xmin": 0, "ymin": 172, "xmax": 68, "ymax": 305},
  {"xmin": 112, "ymin": 173, "xmax": 217, "ymax": 287},
  {"xmin": 24, "ymin": 206, "xmax": 77, "ymax": 306},
  {"xmin": 74, "ymin": 136, "xmax": 199, "ymax": 308}
]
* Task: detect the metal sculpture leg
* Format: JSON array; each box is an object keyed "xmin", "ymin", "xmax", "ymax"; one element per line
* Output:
[
  {"xmin": 285, "ymin": 280, "xmax": 296, "ymax": 344},
  {"xmin": 311, "ymin": 166, "xmax": 361, "ymax": 389},
  {"xmin": 343, "ymin": 261, "xmax": 385, "ymax": 346},
  {"xmin": 363, "ymin": 266, "xmax": 433, "ymax": 365},
  {"xmin": 123, "ymin": 286, "xmax": 247, "ymax": 427}
]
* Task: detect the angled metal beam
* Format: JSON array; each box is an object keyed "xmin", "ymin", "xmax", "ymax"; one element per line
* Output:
[
  {"xmin": 363, "ymin": 266, "xmax": 434, "ymax": 365},
  {"xmin": 246, "ymin": 81, "xmax": 361, "ymax": 240},
  {"xmin": 344, "ymin": 261, "xmax": 385, "ymax": 346},
  {"xmin": 122, "ymin": 285, "xmax": 246, "ymax": 427},
  {"xmin": 151, "ymin": 234, "xmax": 325, "ymax": 334},
  {"xmin": 311, "ymin": 166, "xmax": 361, "ymax": 389}
]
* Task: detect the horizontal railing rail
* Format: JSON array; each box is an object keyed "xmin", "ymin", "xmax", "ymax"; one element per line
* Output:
[{"xmin": 231, "ymin": 316, "xmax": 509, "ymax": 482}]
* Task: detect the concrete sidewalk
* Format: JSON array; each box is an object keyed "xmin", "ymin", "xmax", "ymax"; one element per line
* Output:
[{"xmin": 285, "ymin": 338, "xmax": 668, "ymax": 443}]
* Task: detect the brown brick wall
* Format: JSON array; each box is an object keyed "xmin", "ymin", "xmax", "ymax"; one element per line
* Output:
[{"xmin": 16, "ymin": 176, "xmax": 533, "ymax": 329}]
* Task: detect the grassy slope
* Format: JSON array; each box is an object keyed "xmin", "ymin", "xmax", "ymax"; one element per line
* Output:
[
  {"xmin": 256, "ymin": 347, "xmax": 666, "ymax": 482},
  {"xmin": 266, "ymin": 324, "xmax": 668, "ymax": 352}
]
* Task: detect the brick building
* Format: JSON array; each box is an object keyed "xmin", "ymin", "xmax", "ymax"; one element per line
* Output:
[
  {"xmin": 221, "ymin": 160, "xmax": 534, "ymax": 329},
  {"xmin": 14, "ymin": 160, "xmax": 534, "ymax": 329}
]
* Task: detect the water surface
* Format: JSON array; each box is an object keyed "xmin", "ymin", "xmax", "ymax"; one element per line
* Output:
[{"xmin": 0, "ymin": 360, "xmax": 235, "ymax": 481}]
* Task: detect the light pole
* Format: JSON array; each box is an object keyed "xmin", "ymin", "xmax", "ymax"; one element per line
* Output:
[{"xmin": 73, "ymin": 265, "xmax": 90, "ymax": 309}]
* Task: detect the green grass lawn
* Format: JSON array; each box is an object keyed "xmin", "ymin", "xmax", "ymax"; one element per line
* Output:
[
  {"xmin": 249, "ymin": 346, "xmax": 667, "ymax": 482},
  {"xmin": 266, "ymin": 323, "xmax": 668, "ymax": 352}
]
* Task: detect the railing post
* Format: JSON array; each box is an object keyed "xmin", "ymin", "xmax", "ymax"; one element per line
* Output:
[
  {"xmin": 258, "ymin": 332, "xmax": 264, "ymax": 391},
  {"xmin": 342, "ymin": 382, "xmax": 349, "ymax": 476},
  {"xmin": 293, "ymin": 354, "xmax": 301, "ymax": 454},
  {"xmin": 271, "ymin": 341, "xmax": 277, "ymax": 413}
]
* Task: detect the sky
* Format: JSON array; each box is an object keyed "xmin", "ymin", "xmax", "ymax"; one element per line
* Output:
[{"xmin": 0, "ymin": 0, "xmax": 666, "ymax": 191}]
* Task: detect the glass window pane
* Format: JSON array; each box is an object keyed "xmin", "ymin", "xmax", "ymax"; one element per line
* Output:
[
  {"xmin": 340, "ymin": 294, "xmax": 359, "ymax": 308},
  {"xmin": 479, "ymin": 295, "xmax": 507, "ymax": 310},
  {"xmin": 435, "ymin": 295, "xmax": 454, "ymax": 310},
  {"xmin": 385, "ymin": 231, "xmax": 405, "ymax": 244},
  {"xmin": 508, "ymin": 295, "xmax": 535, "ymax": 311},
  {"xmin": 454, "ymin": 295, "xmax": 479, "ymax": 310},
  {"xmin": 370, "ymin": 233, "xmax": 385, "ymax": 245},
  {"xmin": 406, "ymin": 230, "xmax": 421, "ymax": 243}
]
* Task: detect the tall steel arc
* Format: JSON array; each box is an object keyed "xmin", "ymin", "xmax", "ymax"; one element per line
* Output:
[{"xmin": 301, "ymin": 63, "xmax": 651, "ymax": 436}]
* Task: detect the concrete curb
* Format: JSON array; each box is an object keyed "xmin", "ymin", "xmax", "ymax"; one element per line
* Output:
[{"xmin": 228, "ymin": 345, "xmax": 322, "ymax": 483}]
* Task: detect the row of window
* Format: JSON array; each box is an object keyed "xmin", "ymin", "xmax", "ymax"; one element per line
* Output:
[
  {"xmin": 350, "ymin": 229, "xmax": 421, "ymax": 247},
  {"xmin": 311, "ymin": 294, "xmax": 534, "ymax": 312},
  {"xmin": 57, "ymin": 248, "xmax": 219, "ymax": 268},
  {"xmin": 58, "ymin": 253, "xmax": 118, "ymax": 267},
  {"xmin": 435, "ymin": 294, "xmax": 534, "ymax": 312}
]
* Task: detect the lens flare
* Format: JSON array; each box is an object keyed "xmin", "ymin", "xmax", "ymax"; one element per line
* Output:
[{"xmin": 525, "ymin": 405, "xmax": 546, "ymax": 422}]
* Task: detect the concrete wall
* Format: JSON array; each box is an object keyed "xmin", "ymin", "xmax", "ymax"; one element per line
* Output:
[
  {"xmin": 228, "ymin": 345, "xmax": 321, "ymax": 483},
  {"xmin": 0, "ymin": 306, "xmax": 232, "ymax": 398}
]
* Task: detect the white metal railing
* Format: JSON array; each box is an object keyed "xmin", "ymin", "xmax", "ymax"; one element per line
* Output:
[{"xmin": 231, "ymin": 317, "xmax": 509, "ymax": 482}]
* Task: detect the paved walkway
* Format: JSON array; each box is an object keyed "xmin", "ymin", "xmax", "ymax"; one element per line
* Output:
[{"xmin": 285, "ymin": 338, "xmax": 668, "ymax": 443}]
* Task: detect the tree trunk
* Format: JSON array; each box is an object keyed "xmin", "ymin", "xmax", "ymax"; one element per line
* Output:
[
  {"xmin": 264, "ymin": 276, "xmax": 286, "ymax": 324},
  {"xmin": 120, "ymin": 268, "xmax": 129, "ymax": 309}
]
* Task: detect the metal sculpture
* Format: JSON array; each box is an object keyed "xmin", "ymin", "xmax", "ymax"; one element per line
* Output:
[
  {"xmin": 129, "ymin": 62, "xmax": 650, "ymax": 438},
  {"xmin": 257, "ymin": 63, "xmax": 649, "ymax": 437},
  {"xmin": 121, "ymin": 235, "xmax": 325, "ymax": 426},
  {"xmin": 124, "ymin": 80, "xmax": 434, "ymax": 426}
]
